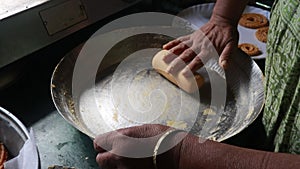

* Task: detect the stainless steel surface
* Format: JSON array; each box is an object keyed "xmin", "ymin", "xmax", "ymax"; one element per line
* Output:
[
  {"xmin": 0, "ymin": 0, "xmax": 142, "ymax": 69},
  {"xmin": 0, "ymin": 107, "xmax": 29, "ymax": 156},
  {"xmin": 51, "ymin": 32, "xmax": 265, "ymax": 142}
]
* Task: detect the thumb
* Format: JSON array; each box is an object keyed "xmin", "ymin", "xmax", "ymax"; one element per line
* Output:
[{"xmin": 94, "ymin": 131, "xmax": 118, "ymax": 153}]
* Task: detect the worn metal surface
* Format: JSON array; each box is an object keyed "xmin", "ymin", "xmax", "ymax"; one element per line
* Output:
[{"xmin": 51, "ymin": 32, "xmax": 265, "ymax": 142}]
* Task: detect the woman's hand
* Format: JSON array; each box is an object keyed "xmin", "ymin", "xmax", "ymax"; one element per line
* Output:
[
  {"xmin": 93, "ymin": 124, "xmax": 184, "ymax": 169},
  {"xmin": 163, "ymin": 19, "xmax": 239, "ymax": 73}
]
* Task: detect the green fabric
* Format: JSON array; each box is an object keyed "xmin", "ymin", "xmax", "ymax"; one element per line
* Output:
[{"xmin": 263, "ymin": 0, "xmax": 300, "ymax": 154}]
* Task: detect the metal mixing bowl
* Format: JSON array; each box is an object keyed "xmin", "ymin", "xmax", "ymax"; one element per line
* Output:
[
  {"xmin": 51, "ymin": 31, "xmax": 264, "ymax": 141},
  {"xmin": 0, "ymin": 107, "xmax": 29, "ymax": 157}
]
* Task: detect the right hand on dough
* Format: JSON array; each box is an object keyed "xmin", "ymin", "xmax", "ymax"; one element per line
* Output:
[{"xmin": 162, "ymin": 19, "xmax": 239, "ymax": 75}]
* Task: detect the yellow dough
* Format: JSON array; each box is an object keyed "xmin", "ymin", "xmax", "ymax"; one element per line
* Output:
[{"xmin": 152, "ymin": 50, "xmax": 204, "ymax": 93}]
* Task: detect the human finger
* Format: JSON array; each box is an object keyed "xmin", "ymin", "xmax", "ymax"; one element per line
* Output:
[
  {"xmin": 162, "ymin": 43, "xmax": 189, "ymax": 64},
  {"xmin": 166, "ymin": 57, "xmax": 188, "ymax": 75},
  {"xmin": 163, "ymin": 40, "xmax": 193, "ymax": 64},
  {"xmin": 96, "ymin": 152, "xmax": 119, "ymax": 169},
  {"xmin": 162, "ymin": 36, "xmax": 189, "ymax": 50},
  {"xmin": 178, "ymin": 48, "xmax": 197, "ymax": 63},
  {"xmin": 219, "ymin": 41, "xmax": 235, "ymax": 69},
  {"xmin": 94, "ymin": 131, "xmax": 117, "ymax": 153},
  {"xmin": 182, "ymin": 51, "xmax": 207, "ymax": 77},
  {"xmin": 161, "ymin": 51, "xmax": 177, "ymax": 64},
  {"xmin": 94, "ymin": 140, "xmax": 106, "ymax": 153}
]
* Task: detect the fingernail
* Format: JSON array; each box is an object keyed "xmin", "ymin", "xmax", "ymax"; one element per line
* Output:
[
  {"xmin": 166, "ymin": 66, "xmax": 173, "ymax": 74},
  {"xmin": 164, "ymin": 52, "xmax": 177, "ymax": 64},
  {"xmin": 182, "ymin": 67, "xmax": 192, "ymax": 77},
  {"xmin": 221, "ymin": 60, "xmax": 228, "ymax": 69},
  {"xmin": 163, "ymin": 55, "xmax": 172, "ymax": 63}
]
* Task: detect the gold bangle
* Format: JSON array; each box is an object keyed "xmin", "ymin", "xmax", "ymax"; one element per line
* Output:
[{"xmin": 153, "ymin": 129, "xmax": 179, "ymax": 169}]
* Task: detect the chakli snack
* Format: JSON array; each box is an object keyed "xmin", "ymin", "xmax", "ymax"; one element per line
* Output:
[
  {"xmin": 239, "ymin": 13, "xmax": 268, "ymax": 29},
  {"xmin": 255, "ymin": 27, "xmax": 269, "ymax": 43},
  {"xmin": 238, "ymin": 43, "xmax": 261, "ymax": 56}
]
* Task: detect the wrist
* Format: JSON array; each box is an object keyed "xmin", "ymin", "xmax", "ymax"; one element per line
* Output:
[
  {"xmin": 155, "ymin": 131, "xmax": 186, "ymax": 169},
  {"xmin": 177, "ymin": 134, "xmax": 209, "ymax": 169},
  {"xmin": 210, "ymin": 13, "xmax": 239, "ymax": 27},
  {"xmin": 211, "ymin": 0, "xmax": 249, "ymax": 27}
]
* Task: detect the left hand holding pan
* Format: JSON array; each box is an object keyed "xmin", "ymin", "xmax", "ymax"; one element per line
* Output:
[{"xmin": 93, "ymin": 124, "xmax": 185, "ymax": 169}]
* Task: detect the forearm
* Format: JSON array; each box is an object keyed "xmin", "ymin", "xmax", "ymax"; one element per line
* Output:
[
  {"xmin": 211, "ymin": 0, "xmax": 249, "ymax": 26},
  {"xmin": 179, "ymin": 134, "xmax": 300, "ymax": 169}
]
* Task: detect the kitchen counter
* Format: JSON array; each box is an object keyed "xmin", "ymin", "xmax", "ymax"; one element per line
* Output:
[{"xmin": 33, "ymin": 112, "xmax": 98, "ymax": 169}]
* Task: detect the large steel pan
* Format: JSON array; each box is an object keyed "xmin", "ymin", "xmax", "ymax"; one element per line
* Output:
[{"xmin": 51, "ymin": 30, "xmax": 264, "ymax": 142}]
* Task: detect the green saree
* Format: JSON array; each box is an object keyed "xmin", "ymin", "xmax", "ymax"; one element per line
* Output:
[{"xmin": 263, "ymin": 0, "xmax": 300, "ymax": 154}]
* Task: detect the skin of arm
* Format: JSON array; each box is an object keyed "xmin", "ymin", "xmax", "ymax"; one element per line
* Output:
[
  {"xmin": 93, "ymin": 124, "xmax": 300, "ymax": 169},
  {"xmin": 211, "ymin": 0, "xmax": 249, "ymax": 26},
  {"xmin": 178, "ymin": 133, "xmax": 300, "ymax": 169}
]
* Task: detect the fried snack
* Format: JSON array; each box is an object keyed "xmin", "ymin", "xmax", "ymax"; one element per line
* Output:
[
  {"xmin": 255, "ymin": 27, "xmax": 269, "ymax": 43},
  {"xmin": 0, "ymin": 143, "xmax": 8, "ymax": 169},
  {"xmin": 239, "ymin": 13, "xmax": 268, "ymax": 29},
  {"xmin": 238, "ymin": 43, "xmax": 261, "ymax": 56},
  {"xmin": 152, "ymin": 50, "xmax": 204, "ymax": 93}
]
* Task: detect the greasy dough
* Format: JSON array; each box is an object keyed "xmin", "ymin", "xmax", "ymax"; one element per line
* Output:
[{"xmin": 152, "ymin": 50, "xmax": 204, "ymax": 93}]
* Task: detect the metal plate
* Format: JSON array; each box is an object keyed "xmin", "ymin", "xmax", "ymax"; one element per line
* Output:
[
  {"xmin": 0, "ymin": 107, "xmax": 29, "ymax": 156},
  {"xmin": 51, "ymin": 32, "xmax": 264, "ymax": 142}
]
